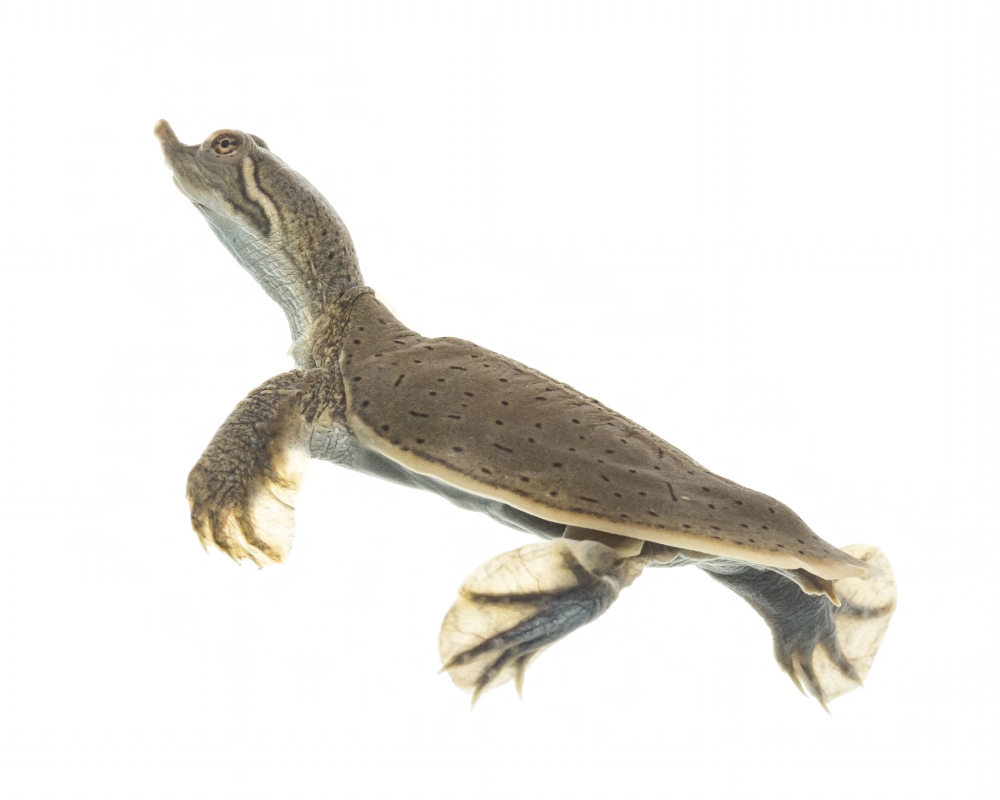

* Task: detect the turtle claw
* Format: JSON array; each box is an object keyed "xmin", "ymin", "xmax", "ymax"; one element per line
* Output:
[
  {"xmin": 780, "ymin": 545, "xmax": 897, "ymax": 707},
  {"xmin": 186, "ymin": 374, "xmax": 309, "ymax": 567},
  {"xmin": 439, "ymin": 539, "xmax": 638, "ymax": 702}
]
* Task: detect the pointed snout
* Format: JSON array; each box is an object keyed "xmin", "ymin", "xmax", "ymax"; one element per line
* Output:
[
  {"xmin": 154, "ymin": 119, "xmax": 199, "ymax": 160},
  {"xmin": 154, "ymin": 118, "xmax": 179, "ymax": 144}
]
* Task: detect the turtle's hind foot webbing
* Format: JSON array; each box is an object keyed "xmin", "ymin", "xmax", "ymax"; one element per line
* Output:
[{"xmin": 439, "ymin": 539, "xmax": 642, "ymax": 704}]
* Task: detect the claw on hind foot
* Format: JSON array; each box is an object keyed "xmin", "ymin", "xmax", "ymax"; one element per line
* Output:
[
  {"xmin": 787, "ymin": 544, "xmax": 897, "ymax": 707},
  {"xmin": 439, "ymin": 539, "xmax": 638, "ymax": 703}
]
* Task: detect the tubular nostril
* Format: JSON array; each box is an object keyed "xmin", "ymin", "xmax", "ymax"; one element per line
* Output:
[{"xmin": 153, "ymin": 119, "xmax": 178, "ymax": 143}]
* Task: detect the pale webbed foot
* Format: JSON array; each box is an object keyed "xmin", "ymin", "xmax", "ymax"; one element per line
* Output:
[
  {"xmin": 785, "ymin": 544, "xmax": 897, "ymax": 707},
  {"xmin": 187, "ymin": 372, "xmax": 309, "ymax": 566},
  {"xmin": 439, "ymin": 539, "xmax": 642, "ymax": 704},
  {"xmin": 701, "ymin": 544, "xmax": 896, "ymax": 708}
]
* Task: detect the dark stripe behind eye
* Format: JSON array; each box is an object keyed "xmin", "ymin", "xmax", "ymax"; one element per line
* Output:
[{"xmin": 235, "ymin": 159, "xmax": 272, "ymax": 237}]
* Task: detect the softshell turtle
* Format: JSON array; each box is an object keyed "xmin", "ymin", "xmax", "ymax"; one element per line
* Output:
[{"xmin": 155, "ymin": 120, "xmax": 896, "ymax": 708}]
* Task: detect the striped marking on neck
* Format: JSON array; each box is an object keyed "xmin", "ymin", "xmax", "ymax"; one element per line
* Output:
[{"xmin": 241, "ymin": 156, "xmax": 283, "ymax": 237}]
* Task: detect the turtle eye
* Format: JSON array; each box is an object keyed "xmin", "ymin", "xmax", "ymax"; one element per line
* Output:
[{"xmin": 210, "ymin": 133, "xmax": 243, "ymax": 155}]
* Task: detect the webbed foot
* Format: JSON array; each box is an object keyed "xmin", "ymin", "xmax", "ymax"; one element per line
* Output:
[
  {"xmin": 783, "ymin": 544, "xmax": 897, "ymax": 707},
  {"xmin": 702, "ymin": 544, "xmax": 896, "ymax": 708},
  {"xmin": 187, "ymin": 372, "xmax": 309, "ymax": 566},
  {"xmin": 439, "ymin": 539, "xmax": 642, "ymax": 704}
]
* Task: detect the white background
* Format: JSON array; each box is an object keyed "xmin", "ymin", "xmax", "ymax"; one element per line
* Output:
[{"xmin": 2, "ymin": 1, "xmax": 998, "ymax": 798}]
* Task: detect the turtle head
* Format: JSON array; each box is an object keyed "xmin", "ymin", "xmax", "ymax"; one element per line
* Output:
[
  {"xmin": 154, "ymin": 120, "xmax": 276, "ymax": 237},
  {"xmin": 154, "ymin": 119, "xmax": 363, "ymax": 342}
]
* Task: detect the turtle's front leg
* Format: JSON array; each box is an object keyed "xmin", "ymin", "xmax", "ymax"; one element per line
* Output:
[
  {"xmin": 187, "ymin": 371, "xmax": 313, "ymax": 566},
  {"xmin": 439, "ymin": 534, "xmax": 647, "ymax": 704}
]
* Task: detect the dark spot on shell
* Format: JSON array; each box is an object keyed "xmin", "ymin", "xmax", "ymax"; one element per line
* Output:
[
  {"xmin": 682, "ymin": 524, "xmax": 691, "ymax": 529},
  {"xmin": 499, "ymin": 378, "xmax": 508, "ymax": 383},
  {"xmin": 711, "ymin": 525, "xmax": 721, "ymax": 531},
  {"xmin": 572, "ymin": 419, "xmax": 580, "ymax": 424},
  {"xmin": 796, "ymin": 539, "xmax": 805, "ymax": 544},
  {"xmin": 648, "ymin": 511, "xmax": 659, "ymax": 518},
  {"xmin": 769, "ymin": 507, "xmax": 775, "ymax": 514},
  {"xmin": 452, "ymin": 446, "xmax": 463, "ymax": 453},
  {"xmin": 740, "ymin": 523, "xmax": 749, "ymax": 529},
  {"xmin": 520, "ymin": 476, "xmax": 530, "ymax": 482},
  {"xmin": 528, "ymin": 438, "xmax": 536, "ymax": 443},
  {"xmin": 380, "ymin": 425, "xmax": 390, "ymax": 432},
  {"xmin": 549, "ymin": 491, "xmax": 558, "ymax": 497},
  {"xmin": 352, "ymin": 376, "xmax": 363, "ymax": 382},
  {"xmin": 501, "ymin": 401, "xmax": 509, "ymax": 406},
  {"xmin": 628, "ymin": 469, "xmax": 636, "ymax": 474},
  {"xmin": 393, "ymin": 375, "xmax": 404, "ymax": 386},
  {"xmin": 416, "ymin": 438, "xmax": 425, "ymax": 444},
  {"xmin": 761, "ymin": 525, "xmax": 769, "ymax": 530},
  {"xmin": 360, "ymin": 400, "xmax": 370, "ymax": 408},
  {"xmin": 429, "ymin": 391, "xmax": 437, "ymax": 396},
  {"xmin": 535, "ymin": 423, "xmax": 542, "ymax": 428},
  {"xmin": 734, "ymin": 500, "xmax": 743, "ymax": 506},
  {"xmin": 494, "ymin": 443, "xmax": 513, "ymax": 453},
  {"xmin": 553, "ymin": 462, "xmax": 563, "ymax": 468},
  {"xmin": 638, "ymin": 491, "xmax": 647, "ymax": 496},
  {"xmin": 409, "ymin": 411, "xmax": 428, "ymax": 418},
  {"xmin": 481, "ymin": 468, "xmax": 491, "ymax": 474},
  {"xmin": 447, "ymin": 414, "xmax": 461, "ymax": 419},
  {"xmin": 708, "ymin": 504, "xmax": 715, "ymax": 510},
  {"xmin": 601, "ymin": 475, "xmax": 610, "ymax": 482},
  {"xmin": 495, "ymin": 420, "xmax": 504, "ymax": 426},
  {"xmin": 579, "ymin": 496, "xmax": 599, "ymax": 503},
  {"xmin": 352, "ymin": 339, "xmax": 361, "ymax": 344},
  {"xmin": 449, "ymin": 366, "xmax": 466, "ymax": 371},
  {"xmin": 614, "ymin": 492, "xmax": 622, "ymax": 497}
]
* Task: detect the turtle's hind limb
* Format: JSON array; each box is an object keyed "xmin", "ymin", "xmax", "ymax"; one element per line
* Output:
[
  {"xmin": 701, "ymin": 544, "xmax": 896, "ymax": 709},
  {"xmin": 439, "ymin": 534, "xmax": 646, "ymax": 705},
  {"xmin": 186, "ymin": 371, "xmax": 312, "ymax": 566}
]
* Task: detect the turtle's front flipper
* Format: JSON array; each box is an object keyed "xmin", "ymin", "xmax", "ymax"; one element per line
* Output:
[
  {"xmin": 701, "ymin": 545, "xmax": 896, "ymax": 708},
  {"xmin": 439, "ymin": 538, "xmax": 644, "ymax": 704},
  {"xmin": 187, "ymin": 371, "xmax": 312, "ymax": 566}
]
